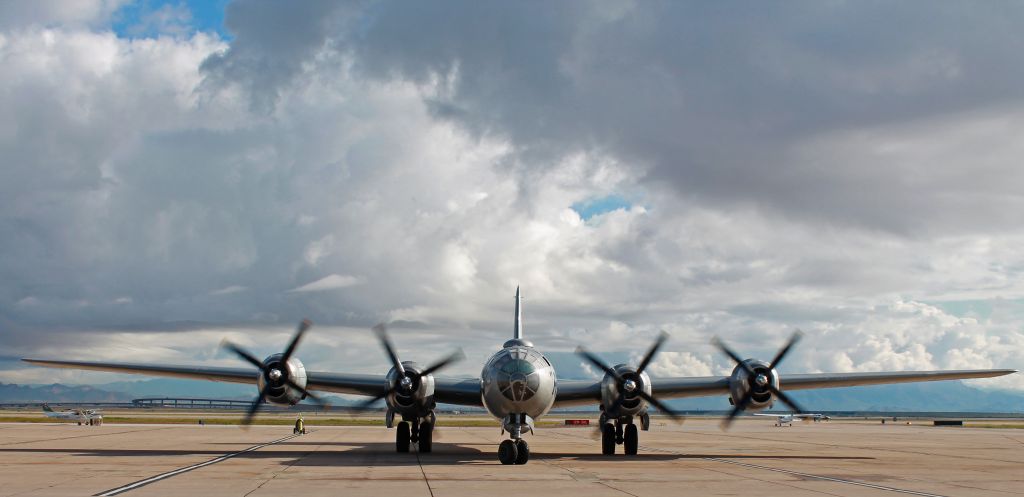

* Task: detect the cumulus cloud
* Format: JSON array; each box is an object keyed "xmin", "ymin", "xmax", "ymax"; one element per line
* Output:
[
  {"xmin": 288, "ymin": 274, "xmax": 361, "ymax": 293},
  {"xmin": 1, "ymin": 2, "xmax": 1022, "ymax": 392}
]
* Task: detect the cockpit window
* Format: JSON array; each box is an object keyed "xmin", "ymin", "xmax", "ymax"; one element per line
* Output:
[{"xmin": 494, "ymin": 348, "xmax": 542, "ymax": 402}]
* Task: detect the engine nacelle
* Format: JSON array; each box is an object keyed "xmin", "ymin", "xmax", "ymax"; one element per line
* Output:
[
  {"xmin": 600, "ymin": 364, "xmax": 653, "ymax": 418},
  {"xmin": 728, "ymin": 359, "xmax": 779, "ymax": 412},
  {"xmin": 256, "ymin": 353, "xmax": 308, "ymax": 406},
  {"xmin": 385, "ymin": 361, "xmax": 436, "ymax": 418}
]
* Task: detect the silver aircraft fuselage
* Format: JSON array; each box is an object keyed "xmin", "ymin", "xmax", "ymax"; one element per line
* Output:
[
  {"xmin": 479, "ymin": 288, "xmax": 557, "ymax": 434},
  {"xmin": 480, "ymin": 338, "xmax": 557, "ymax": 421}
]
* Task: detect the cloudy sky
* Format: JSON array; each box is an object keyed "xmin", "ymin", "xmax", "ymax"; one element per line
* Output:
[{"xmin": 1, "ymin": 0, "xmax": 1022, "ymax": 392}]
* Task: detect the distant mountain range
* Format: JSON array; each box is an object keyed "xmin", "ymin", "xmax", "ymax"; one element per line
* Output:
[{"xmin": 2, "ymin": 378, "xmax": 1021, "ymax": 413}]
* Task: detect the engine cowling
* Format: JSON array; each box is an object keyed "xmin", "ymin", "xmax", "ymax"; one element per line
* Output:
[
  {"xmin": 600, "ymin": 364, "xmax": 653, "ymax": 417},
  {"xmin": 384, "ymin": 361, "xmax": 436, "ymax": 417},
  {"xmin": 256, "ymin": 353, "xmax": 308, "ymax": 406},
  {"xmin": 728, "ymin": 359, "xmax": 780, "ymax": 412}
]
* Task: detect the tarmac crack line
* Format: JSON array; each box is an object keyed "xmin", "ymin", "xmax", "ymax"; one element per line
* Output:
[
  {"xmin": 242, "ymin": 430, "xmax": 328, "ymax": 497},
  {"xmin": 0, "ymin": 427, "xmax": 174, "ymax": 446},
  {"xmin": 683, "ymin": 429, "xmax": 1022, "ymax": 465},
  {"xmin": 92, "ymin": 433, "xmax": 301, "ymax": 497},
  {"xmin": 414, "ymin": 446, "xmax": 436, "ymax": 497},
  {"xmin": 549, "ymin": 431, "xmax": 954, "ymax": 497}
]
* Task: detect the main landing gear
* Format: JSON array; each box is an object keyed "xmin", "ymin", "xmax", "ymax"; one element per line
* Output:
[
  {"xmin": 601, "ymin": 414, "xmax": 644, "ymax": 456},
  {"xmin": 395, "ymin": 417, "xmax": 434, "ymax": 453}
]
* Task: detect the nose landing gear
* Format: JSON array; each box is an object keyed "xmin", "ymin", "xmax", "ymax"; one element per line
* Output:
[
  {"xmin": 498, "ymin": 438, "xmax": 530, "ymax": 465},
  {"xmin": 498, "ymin": 413, "xmax": 532, "ymax": 465}
]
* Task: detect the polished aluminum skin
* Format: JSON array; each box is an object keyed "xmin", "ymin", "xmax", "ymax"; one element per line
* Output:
[
  {"xmin": 481, "ymin": 343, "xmax": 557, "ymax": 421},
  {"xmin": 256, "ymin": 354, "xmax": 308, "ymax": 406},
  {"xmin": 600, "ymin": 365, "xmax": 653, "ymax": 417}
]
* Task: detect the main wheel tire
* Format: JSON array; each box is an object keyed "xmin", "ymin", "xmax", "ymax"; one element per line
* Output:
[
  {"xmin": 514, "ymin": 439, "xmax": 530, "ymax": 464},
  {"xmin": 624, "ymin": 424, "xmax": 638, "ymax": 455},
  {"xmin": 397, "ymin": 421, "xmax": 411, "ymax": 453},
  {"xmin": 498, "ymin": 439, "xmax": 518, "ymax": 465},
  {"xmin": 601, "ymin": 423, "xmax": 615, "ymax": 455},
  {"xmin": 419, "ymin": 422, "xmax": 433, "ymax": 453}
]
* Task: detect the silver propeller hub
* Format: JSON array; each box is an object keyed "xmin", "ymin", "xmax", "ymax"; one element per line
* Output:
[
  {"xmin": 399, "ymin": 376, "xmax": 414, "ymax": 391},
  {"xmin": 755, "ymin": 373, "xmax": 768, "ymax": 387},
  {"xmin": 623, "ymin": 379, "xmax": 638, "ymax": 393},
  {"xmin": 268, "ymin": 369, "xmax": 283, "ymax": 382}
]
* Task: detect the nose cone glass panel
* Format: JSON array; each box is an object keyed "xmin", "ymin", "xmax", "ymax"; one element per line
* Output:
[{"xmin": 493, "ymin": 351, "xmax": 544, "ymax": 402}]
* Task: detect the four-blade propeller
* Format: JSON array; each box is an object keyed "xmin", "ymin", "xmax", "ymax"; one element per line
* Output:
[
  {"xmin": 222, "ymin": 319, "xmax": 328, "ymax": 426},
  {"xmin": 357, "ymin": 323, "xmax": 465, "ymax": 408},
  {"xmin": 575, "ymin": 331, "xmax": 684, "ymax": 422},
  {"xmin": 713, "ymin": 330, "xmax": 805, "ymax": 429}
]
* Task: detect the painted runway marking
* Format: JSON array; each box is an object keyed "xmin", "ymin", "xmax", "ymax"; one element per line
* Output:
[{"xmin": 93, "ymin": 433, "xmax": 301, "ymax": 496}]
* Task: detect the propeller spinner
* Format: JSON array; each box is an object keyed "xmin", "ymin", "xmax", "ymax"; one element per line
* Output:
[{"xmin": 222, "ymin": 319, "xmax": 328, "ymax": 426}]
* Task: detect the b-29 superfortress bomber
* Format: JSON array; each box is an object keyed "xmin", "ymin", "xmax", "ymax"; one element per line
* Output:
[{"xmin": 24, "ymin": 287, "xmax": 1017, "ymax": 464}]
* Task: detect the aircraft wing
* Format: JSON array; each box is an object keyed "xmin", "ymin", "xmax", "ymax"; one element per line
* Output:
[
  {"xmin": 22, "ymin": 358, "xmax": 486, "ymax": 407},
  {"xmin": 554, "ymin": 368, "xmax": 1015, "ymax": 408},
  {"xmin": 650, "ymin": 369, "xmax": 1015, "ymax": 398}
]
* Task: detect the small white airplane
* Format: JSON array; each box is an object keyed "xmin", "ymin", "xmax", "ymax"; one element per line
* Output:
[
  {"xmin": 754, "ymin": 412, "xmax": 830, "ymax": 426},
  {"xmin": 42, "ymin": 404, "xmax": 104, "ymax": 426}
]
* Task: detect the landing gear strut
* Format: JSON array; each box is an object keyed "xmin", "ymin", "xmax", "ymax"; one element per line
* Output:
[{"xmin": 498, "ymin": 413, "xmax": 531, "ymax": 465}]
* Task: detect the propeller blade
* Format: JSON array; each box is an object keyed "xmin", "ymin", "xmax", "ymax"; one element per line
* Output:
[
  {"xmin": 224, "ymin": 342, "xmax": 265, "ymax": 370},
  {"xmin": 636, "ymin": 331, "xmax": 669, "ymax": 374},
  {"xmin": 768, "ymin": 385, "xmax": 804, "ymax": 414},
  {"xmin": 419, "ymin": 349, "xmax": 466, "ymax": 377},
  {"xmin": 721, "ymin": 393, "xmax": 752, "ymax": 430},
  {"xmin": 768, "ymin": 330, "xmax": 802, "ymax": 369},
  {"xmin": 355, "ymin": 390, "xmax": 389, "ymax": 409},
  {"xmin": 711, "ymin": 337, "xmax": 756, "ymax": 375},
  {"xmin": 242, "ymin": 385, "xmax": 270, "ymax": 427},
  {"xmin": 636, "ymin": 390, "xmax": 684, "ymax": 423},
  {"xmin": 282, "ymin": 377, "xmax": 329, "ymax": 408},
  {"xmin": 575, "ymin": 346, "xmax": 625, "ymax": 383},
  {"xmin": 282, "ymin": 319, "xmax": 312, "ymax": 363},
  {"xmin": 373, "ymin": 323, "xmax": 405, "ymax": 375}
]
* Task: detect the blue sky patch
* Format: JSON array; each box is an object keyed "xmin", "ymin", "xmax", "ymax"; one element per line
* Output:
[
  {"xmin": 112, "ymin": 0, "xmax": 232, "ymax": 40},
  {"xmin": 571, "ymin": 194, "xmax": 633, "ymax": 221}
]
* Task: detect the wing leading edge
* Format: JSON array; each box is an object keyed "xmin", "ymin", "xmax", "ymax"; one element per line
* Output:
[
  {"xmin": 553, "ymin": 368, "xmax": 1016, "ymax": 408},
  {"xmin": 22, "ymin": 358, "xmax": 485, "ymax": 407}
]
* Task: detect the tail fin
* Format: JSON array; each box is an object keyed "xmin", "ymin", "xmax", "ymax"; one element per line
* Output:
[
  {"xmin": 42, "ymin": 404, "xmax": 53, "ymax": 413},
  {"xmin": 513, "ymin": 286, "xmax": 523, "ymax": 340}
]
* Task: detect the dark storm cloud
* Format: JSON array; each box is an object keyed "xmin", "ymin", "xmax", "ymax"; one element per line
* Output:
[{"xmin": 206, "ymin": 0, "xmax": 1024, "ymax": 234}]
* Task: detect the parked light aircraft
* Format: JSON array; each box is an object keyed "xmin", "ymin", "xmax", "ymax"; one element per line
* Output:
[
  {"xmin": 754, "ymin": 412, "xmax": 829, "ymax": 426},
  {"xmin": 24, "ymin": 287, "xmax": 1016, "ymax": 464},
  {"xmin": 42, "ymin": 404, "xmax": 103, "ymax": 425}
]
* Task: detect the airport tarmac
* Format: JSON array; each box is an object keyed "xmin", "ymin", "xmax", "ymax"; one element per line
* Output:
[{"xmin": 0, "ymin": 419, "xmax": 1021, "ymax": 497}]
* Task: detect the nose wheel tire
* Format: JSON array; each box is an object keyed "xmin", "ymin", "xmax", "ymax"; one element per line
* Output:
[
  {"xmin": 419, "ymin": 422, "xmax": 433, "ymax": 453},
  {"xmin": 396, "ymin": 421, "xmax": 411, "ymax": 453},
  {"xmin": 498, "ymin": 439, "xmax": 518, "ymax": 465},
  {"xmin": 601, "ymin": 423, "xmax": 615, "ymax": 455},
  {"xmin": 514, "ymin": 439, "xmax": 530, "ymax": 464},
  {"xmin": 624, "ymin": 424, "xmax": 638, "ymax": 455}
]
